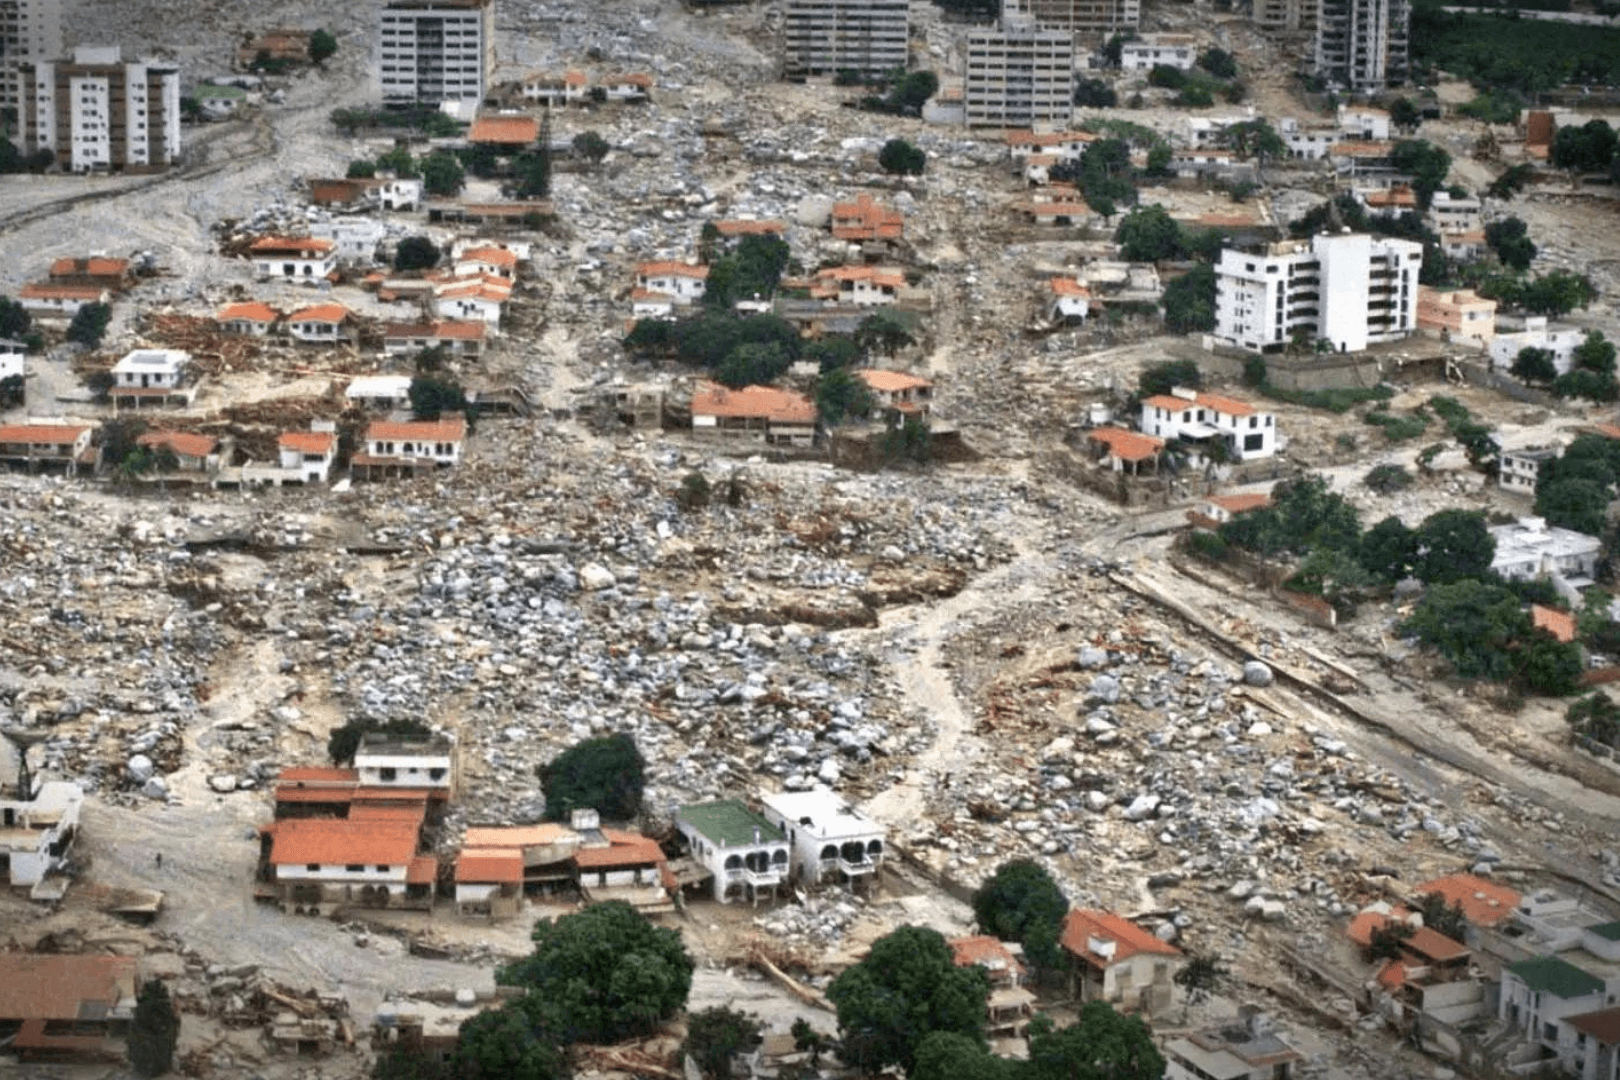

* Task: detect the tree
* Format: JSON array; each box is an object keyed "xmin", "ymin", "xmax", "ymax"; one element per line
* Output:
[
  {"xmin": 1519, "ymin": 629, "xmax": 1585, "ymax": 696},
  {"xmin": 1552, "ymin": 330, "xmax": 1619, "ymax": 402},
  {"xmin": 912, "ymin": 1031, "xmax": 1012, "ymax": 1080},
  {"xmin": 1415, "ymin": 892, "xmax": 1470, "ymax": 942},
  {"xmin": 1485, "ymin": 217, "xmax": 1537, "ymax": 271},
  {"xmin": 891, "ymin": 71, "xmax": 940, "ymax": 115},
  {"xmin": 1219, "ymin": 119, "xmax": 1286, "ymax": 181},
  {"xmin": 971, "ymin": 860, "xmax": 1068, "ymax": 968},
  {"xmin": 1522, "ymin": 269, "xmax": 1596, "ymax": 317},
  {"xmin": 1115, "ymin": 204, "xmax": 1183, "ymax": 262},
  {"xmin": 409, "ymin": 374, "xmax": 465, "ymax": 420},
  {"xmin": 67, "ymin": 301, "xmax": 111, "ymax": 346},
  {"xmin": 816, "ymin": 366, "xmax": 876, "ymax": 425},
  {"xmin": 537, "ymin": 732, "xmax": 645, "ymax": 821},
  {"xmin": 1223, "ymin": 474, "xmax": 1360, "ymax": 558},
  {"xmin": 1138, "ymin": 359, "xmax": 1201, "ymax": 399},
  {"xmin": 394, "ymin": 235, "xmax": 440, "ymax": 272},
  {"xmin": 420, "ymin": 150, "xmax": 465, "ymax": 197},
  {"xmin": 1390, "ymin": 140, "xmax": 1451, "ymax": 210},
  {"xmin": 1174, "ymin": 953, "xmax": 1229, "ymax": 1019},
  {"xmin": 347, "ymin": 158, "xmax": 378, "ymax": 178},
  {"xmin": 1198, "ymin": 47, "xmax": 1237, "ymax": 79},
  {"xmin": 1574, "ymin": 331, "xmax": 1618, "ymax": 376},
  {"xmin": 682, "ymin": 1007, "xmax": 762, "ymax": 1080},
  {"xmin": 510, "ymin": 149, "xmax": 552, "ymax": 199},
  {"xmin": 1367, "ymin": 920, "xmax": 1416, "ymax": 962},
  {"xmin": 573, "ymin": 131, "xmax": 610, "ymax": 163},
  {"xmin": 0, "ymin": 296, "xmax": 29, "ymax": 341},
  {"xmin": 128, "ymin": 980, "xmax": 180, "ymax": 1078},
  {"xmin": 377, "ymin": 146, "xmax": 419, "ymax": 178},
  {"xmin": 1177, "ymin": 84, "xmax": 1214, "ymax": 108},
  {"xmin": 1073, "ymin": 77, "xmax": 1117, "ymax": 107},
  {"xmin": 310, "ymin": 28, "xmax": 338, "ymax": 64},
  {"xmin": 1402, "ymin": 579, "xmax": 1527, "ymax": 681},
  {"xmin": 879, "ymin": 138, "xmax": 926, "ymax": 175},
  {"xmin": 1551, "ymin": 119, "xmax": 1618, "ymax": 177},
  {"xmin": 1026, "ymin": 1003, "xmax": 1165, "ymax": 1080},
  {"xmin": 715, "ymin": 342, "xmax": 792, "ymax": 388},
  {"xmin": 1511, "ymin": 346, "xmax": 1558, "ymax": 385},
  {"xmin": 1488, "ymin": 163, "xmax": 1536, "ymax": 200},
  {"xmin": 703, "ymin": 234, "xmax": 792, "ymax": 309},
  {"xmin": 1162, "ymin": 263, "xmax": 1218, "ymax": 334},
  {"xmin": 805, "ymin": 335, "xmax": 861, "ymax": 372},
  {"xmin": 1360, "ymin": 515, "xmax": 1419, "ymax": 583},
  {"xmin": 499, "ymin": 901, "xmax": 693, "ymax": 1043},
  {"xmin": 1536, "ymin": 478, "xmax": 1610, "ymax": 537},
  {"xmin": 1148, "ymin": 64, "xmax": 1187, "ymax": 89},
  {"xmin": 1414, "ymin": 508, "xmax": 1495, "ymax": 585},
  {"xmin": 855, "ymin": 312, "xmax": 914, "ymax": 358},
  {"xmin": 1569, "ymin": 692, "xmax": 1620, "ymax": 749},
  {"xmin": 1389, "ymin": 96, "xmax": 1421, "ymax": 132},
  {"xmin": 1102, "ymin": 32, "xmax": 1138, "ymax": 67},
  {"xmin": 791, "ymin": 1019, "xmax": 831, "ymax": 1068},
  {"xmin": 451, "ymin": 1002, "xmax": 568, "ymax": 1080},
  {"xmin": 827, "ymin": 925, "xmax": 990, "ymax": 1075},
  {"xmin": 1362, "ymin": 465, "xmax": 1412, "ymax": 495}
]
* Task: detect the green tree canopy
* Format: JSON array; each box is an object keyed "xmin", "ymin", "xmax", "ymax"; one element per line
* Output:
[
  {"xmin": 1222, "ymin": 474, "xmax": 1361, "ymax": 558},
  {"xmin": 347, "ymin": 158, "xmax": 377, "ymax": 178},
  {"xmin": 420, "ymin": 150, "xmax": 466, "ymax": 197},
  {"xmin": 879, "ymin": 138, "xmax": 926, "ymax": 175},
  {"xmin": 970, "ymin": 860, "xmax": 1068, "ymax": 968},
  {"xmin": 1137, "ymin": 359, "xmax": 1201, "ymax": 399},
  {"xmin": 714, "ymin": 341, "xmax": 792, "ymax": 388},
  {"xmin": 310, "ymin": 28, "xmax": 338, "ymax": 63},
  {"xmin": 67, "ymin": 301, "xmax": 112, "ymax": 346},
  {"xmin": 855, "ymin": 312, "xmax": 914, "ymax": 358},
  {"xmin": 912, "ymin": 1031, "xmax": 1014, "ymax": 1080},
  {"xmin": 1523, "ymin": 269, "xmax": 1596, "ymax": 318},
  {"xmin": 0, "ymin": 295, "xmax": 31, "ymax": 340},
  {"xmin": 827, "ymin": 925, "xmax": 991, "ymax": 1075},
  {"xmin": 682, "ymin": 1007, "xmax": 763, "ymax": 1080},
  {"xmin": 1402, "ymin": 579, "xmax": 1528, "ymax": 681},
  {"xmin": 1115, "ymin": 204, "xmax": 1183, "ymax": 262},
  {"xmin": 377, "ymin": 146, "xmax": 418, "ymax": 178},
  {"xmin": 1390, "ymin": 97, "xmax": 1422, "ymax": 131},
  {"xmin": 128, "ymin": 980, "xmax": 180, "ymax": 1078},
  {"xmin": 1162, "ymin": 263, "xmax": 1218, "ymax": 333},
  {"xmin": 451, "ymin": 1002, "xmax": 568, "ymax": 1080},
  {"xmin": 1198, "ymin": 47, "xmax": 1237, "ymax": 79},
  {"xmin": 1413, "ymin": 508, "xmax": 1495, "ymax": 585},
  {"xmin": 1485, "ymin": 217, "xmax": 1537, "ymax": 271},
  {"xmin": 1360, "ymin": 515, "xmax": 1419, "ymax": 583},
  {"xmin": 1390, "ymin": 140, "xmax": 1451, "ymax": 209},
  {"xmin": 537, "ymin": 732, "xmax": 645, "ymax": 821},
  {"xmin": 573, "ymin": 131, "xmax": 611, "ymax": 162},
  {"xmin": 394, "ymin": 235, "xmax": 440, "ymax": 272},
  {"xmin": 704, "ymin": 234, "xmax": 792, "ymax": 309},
  {"xmin": 409, "ymin": 374, "xmax": 466, "ymax": 420},
  {"xmin": 816, "ymin": 366, "xmax": 876, "ymax": 425},
  {"xmin": 1551, "ymin": 119, "xmax": 1618, "ymax": 174},
  {"xmin": 499, "ymin": 901, "xmax": 693, "ymax": 1043},
  {"xmin": 1510, "ymin": 346, "xmax": 1558, "ymax": 385},
  {"xmin": 1026, "ymin": 1003, "xmax": 1165, "ymax": 1080}
]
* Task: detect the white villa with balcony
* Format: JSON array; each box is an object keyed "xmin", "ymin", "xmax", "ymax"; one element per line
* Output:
[
  {"xmin": 675, "ymin": 799, "xmax": 790, "ymax": 905},
  {"xmin": 758, "ymin": 789, "xmax": 885, "ymax": 892}
]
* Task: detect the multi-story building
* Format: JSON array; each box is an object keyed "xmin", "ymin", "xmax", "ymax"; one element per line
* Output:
[
  {"xmin": 782, "ymin": 0, "xmax": 909, "ymax": 80},
  {"xmin": 1140, "ymin": 387, "xmax": 1277, "ymax": 462},
  {"xmin": 1021, "ymin": 0, "xmax": 1139, "ymax": 35},
  {"xmin": 0, "ymin": 0, "xmax": 61, "ymax": 113},
  {"xmin": 1120, "ymin": 34, "xmax": 1196, "ymax": 72},
  {"xmin": 378, "ymin": 0, "xmax": 494, "ymax": 105},
  {"xmin": 1314, "ymin": 0, "xmax": 1410, "ymax": 90},
  {"xmin": 1213, "ymin": 233, "xmax": 1422, "ymax": 354},
  {"xmin": 965, "ymin": 16, "xmax": 1074, "ymax": 130},
  {"xmin": 1253, "ymin": 0, "xmax": 1315, "ymax": 35},
  {"xmin": 16, "ymin": 46, "xmax": 179, "ymax": 173}
]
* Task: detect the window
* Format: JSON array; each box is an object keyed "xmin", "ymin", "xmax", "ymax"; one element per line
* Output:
[
  {"xmin": 346, "ymin": 863, "xmax": 363, "ymax": 872},
  {"xmin": 379, "ymin": 767, "xmax": 397, "ymax": 781},
  {"xmin": 376, "ymin": 864, "xmax": 389, "ymax": 872},
  {"xmin": 306, "ymin": 863, "xmax": 320, "ymax": 871}
]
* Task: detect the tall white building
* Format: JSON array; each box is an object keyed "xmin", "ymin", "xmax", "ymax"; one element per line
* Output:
[
  {"xmin": 965, "ymin": 16, "xmax": 1074, "ymax": 129},
  {"xmin": 1021, "ymin": 0, "xmax": 1139, "ymax": 34},
  {"xmin": 17, "ymin": 46, "xmax": 180, "ymax": 173},
  {"xmin": 1214, "ymin": 232, "xmax": 1422, "ymax": 354},
  {"xmin": 1314, "ymin": 0, "xmax": 1410, "ymax": 90},
  {"xmin": 379, "ymin": 0, "xmax": 494, "ymax": 105},
  {"xmin": 782, "ymin": 0, "xmax": 909, "ymax": 80},
  {"xmin": 0, "ymin": 0, "xmax": 62, "ymax": 113}
]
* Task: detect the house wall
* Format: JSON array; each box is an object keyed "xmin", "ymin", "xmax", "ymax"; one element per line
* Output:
[
  {"xmin": 638, "ymin": 273, "xmax": 705, "ymax": 303},
  {"xmin": 965, "ymin": 22, "xmax": 1074, "ymax": 130},
  {"xmin": 365, "ymin": 438, "xmax": 464, "ymax": 465},
  {"xmin": 355, "ymin": 752, "xmax": 453, "ymax": 788},
  {"xmin": 1499, "ymin": 973, "xmax": 1608, "ymax": 1049},
  {"xmin": 1489, "ymin": 321, "xmax": 1586, "ymax": 376},
  {"xmin": 255, "ymin": 255, "xmax": 335, "ymax": 281},
  {"xmin": 676, "ymin": 824, "xmax": 790, "ymax": 903},
  {"xmin": 275, "ymin": 863, "xmax": 408, "ymax": 890}
]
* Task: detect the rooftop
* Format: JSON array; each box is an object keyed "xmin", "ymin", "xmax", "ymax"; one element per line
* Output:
[
  {"xmin": 0, "ymin": 954, "xmax": 137, "ymax": 1021},
  {"xmin": 1087, "ymin": 426, "xmax": 1165, "ymax": 462},
  {"xmin": 1166, "ymin": 1018, "xmax": 1303, "ymax": 1080},
  {"xmin": 1567, "ymin": 1005, "xmax": 1620, "ymax": 1046},
  {"xmin": 1142, "ymin": 389, "xmax": 1258, "ymax": 418},
  {"xmin": 365, "ymin": 418, "xmax": 469, "ymax": 443},
  {"xmin": 678, "ymin": 799, "xmax": 785, "ymax": 847},
  {"xmin": 573, "ymin": 830, "xmax": 665, "ymax": 868},
  {"xmin": 455, "ymin": 849, "xmax": 524, "ymax": 884},
  {"xmin": 691, "ymin": 383, "xmax": 818, "ymax": 425},
  {"xmin": 0, "ymin": 423, "xmax": 93, "ymax": 444},
  {"xmin": 250, "ymin": 236, "xmax": 335, "ymax": 255},
  {"xmin": 1060, "ymin": 909, "xmax": 1182, "ymax": 968},
  {"xmin": 266, "ymin": 819, "xmax": 421, "ymax": 867},
  {"xmin": 463, "ymin": 824, "xmax": 578, "ymax": 848},
  {"xmin": 637, "ymin": 260, "xmax": 709, "ymax": 279},
  {"xmin": 857, "ymin": 369, "xmax": 933, "ymax": 393},
  {"xmin": 218, "ymin": 301, "xmax": 279, "ymax": 323},
  {"xmin": 1208, "ymin": 493, "xmax": 1271, "ymax": 515},
  {"xmin": 137, "ymin": 431, "xmax": 217, "ymax": 459},
  {"xmin": 1507, "ymin": 955, "xmax": 1605, "ymax": 999},
  {"xmin": 1416, "ymin": 873, "xmax": 1520, "ymax": 927},
  {"xmin": 1532, "ymin": 604, "xmax": 1577, "ymax": 644},
  {"xmin": 468, "ymin": 115, "xmax": 540, "ymax": 145},
  {"xmin": 279, "ymin": 431, "xmax": 336, "ymax": 455},
  {"xmin": 288, "ymin": 303, "xmax": 350, "ymax": 323},
  {"xmin": 759, "ymin": 789, "xmax": 883, "ymax": 839},
  {"xmin": 949, "ymin": 935, "xmax": 1025, "ymax": 976}
]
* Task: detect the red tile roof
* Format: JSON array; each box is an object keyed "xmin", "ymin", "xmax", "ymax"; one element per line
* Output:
[
  {"xmin": 266, "ymin": 819, "xmax": 420, "ymax": 866},
  {"xmin": 277, "ymin": 767, "xmax": 359, "ymax": 784},
  {"xmin": 1532, "ymin": 604, "xmax": 1577, "ymax": 644},
  {"xmin": 459, "ymin": 246, "xmax": 519, "ymax": 268},
  {"xmin": 383, "ymin": 320, "xmax": 487, "ymax": 342},
  {"xmin": 1005, "ymin": 130, "xmax": 1097, "ymax": 147},
  {"xmin": 1567, "ymin": 1006, "xmax": 1620, "ymax": 1046},
  {"xmin": 1049, "ymin": 278, "xmax": 1091, "ymax": 297},
  {"xmin": 1414, "ymin": 873, "xmax": 1520, "ymax": 927},
  {"xmin": 137, "ymin": 431, "xmax": 217, "ymax": 459},
  {"xmin": 715, "ymin": 219, "xmax": 785, "ymax": 237},
  {"xmin": 456, "ymin": 849, "xmax": 525, "ymax": 884},
  {"xmin": 18, "ymin": 283, "xmax": 107, "ymax": 301},
  {"xmin": 366, "ymin": 417, "xmax": 468, "ymax": 443},
  {"xmin": 250, "ymin": 236, "xmax": 335, "ymax": 256},
  {"xmin": 1142, "ymin": 391, "xmax": 1257, "ymax": 418},
  {"xmin": 218, "ymin": 301, "xmax": 279, "ymax": 323},
  {"xmin": 857, "ymin": 368, "xmax": 932, "ymax": 393},
  {"xmin": 1087, "ymin": 427, "xmax": 1165, "ymax": 462},
  {"xmin": 637, "ymin": 260, "xmax": 709, "ymax": 280},
  {"xmin": 572, "ymin": 832, "xmax": 666, "ymax": 869},
  {"xmin": 1332, "ymin": 141, "xmax": 1395, "ymax": 157},
  {"xmin": 468, "ymin": 115, "xmax": 540, "ymax": 145},
  {"xmin": 815, "ymin": 266, "xmax": 905, "ymax": 288},
  {"xmin": 0, "ymin": 423, "xmax": 92, "ymax": 445},
  {"xmin": 0, "ymin": 954, "xmax": 136, "ymax": 1021},
  {"xmin": 49, "ymin": 256, "xmax": 128, "ymax": 278},
  {"xmin": 606, "ymin": 72, "xmax": 652, "ymax": 88},
  {"xmin": 1209, "ymin": 493, "xmax": 1271, "ymax": 515},
  {"xmin": 407, "ymin": 856, "xmax": 439, "ymax": 885},
  {"xmin": 691, "ymin": 383, "xmax": 818, "ymax": 425},
  {"xmin": 949, "ymin": 935, "xmax": 1026, "ymax": 977},
  {"xmin": 831, "ymin": 193, "xmax": 904, "ymax": 241},
  {"xmin": 1060, "ymin": 909, "xmax": 1182, "ymax": 968},
  {"xmin": 348, "ymin": 804, "xmax": 428, "ymax": 824},
  {"xmin": 278, "ymin": 431, "xmax": 336, "ymax": 454},
  {"xmin": 464, "ymin": 824, "xmax": 577, "ymax": 848},
  {"xmin": 289, "ymin": 303, "xmax": 350, "ymax": 324}
]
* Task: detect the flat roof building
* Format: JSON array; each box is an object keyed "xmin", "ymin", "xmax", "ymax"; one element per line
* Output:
[
  {"xmin": 965, "ymin": 17, "xmax": 1074, "ymax": 130},
  {"xmin": 782, "ymin": 0, "xmax": 908, "ymax": 79},
  {"xmin": 379, "ymin": 0, "xmax": 494, "ymax": 105}
]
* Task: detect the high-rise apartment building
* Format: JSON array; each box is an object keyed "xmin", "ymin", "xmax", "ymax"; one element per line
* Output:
[
  {"xmin": 17, "ymin": 46, "xmax": 180, "ymax": 173},
  {"xmin": 1253, "ymin": 0, "xmax": 1315, "ymax": 35},
  {"xmin": 0, "ymin": 0, "xmax": 61, "ymax": 111},
  {"xmin": 1214, "ymin": 233, "xmax": 1422, "ymax": 354},
  {"xmin": 965, "ymin": 16, "xmax": 1073, "ymax": 129},
  {"xmin": 1314, "ymin": 0, "xmax": 1409, "ymax": 90},
  {"xmin": 1020, "ymin": 0, "xmax": 1139, "ymax": 37},
  {"xmin": 782, "ymin": 0, "xmax": 909, "ymax": 79},
  {"xmin": 379, "ymin": 0, "xmax": 494, "ymax": 105}
]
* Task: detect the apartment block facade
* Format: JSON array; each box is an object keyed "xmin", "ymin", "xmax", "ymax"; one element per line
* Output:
[
  {"xmin": 965, "ymin": 17, "xmax": 1074, "ymax": 129},
  {"xmin": 1020, "ymin": 0, "xmax": 1139, "ymax": 36},
  {"xmin": 782, "ymin": 0, "xmax": 909, "ymax": 79},
  {"xmin": 1214, "ymin": 233, "xmax": 1422, "ymax": 354},
  {"xmin": 1314, "ymin": 0, "xmax": 1410, "ymax": 90},
  {"xmin": 379, "ymin": 0, "xmax": 494, "ymax": 105},
  {"xmin": 0, "ymin": 0, "xmax": 61, "ymax": 112},
  {"xmin": 17, "ymin": 46, "xmax": 179, "ymax": 173}
]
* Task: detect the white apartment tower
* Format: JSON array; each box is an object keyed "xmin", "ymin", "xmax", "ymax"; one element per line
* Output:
[
  {"xmin": 0, "ymin": 0, "xmax": 62, "ymax": 112},
  {"xmin": 379, "ymin": 0, "xmax": 494, "ymax": 105},
  {"xmin": 965, "ymin": 14, "xmax": 1074, "ymax": 129},
  {"xmin": 1021, "ymin": 0, "xmax": 1139, "ymax": 35},
  {"xmin": 17, "ymin": 46, "xmax": 180, "ymax": 173},
  {"xmin": 1253, "ymin": 0, "xmax": 1315, "ymax": 34},
  {"xmin": 1214, "ymin": 232, "xmax": 1422, "ymax": 354},
  {"xmin": 1314, "ymin": 0, "xmax": 1410, "ymax": 90},
  {"xmin": 782, "ymin": 0, "xmax": 909, "ymax": 80}
]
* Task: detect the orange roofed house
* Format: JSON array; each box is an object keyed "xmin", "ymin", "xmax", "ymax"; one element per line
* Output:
[
  {"xmin": 258, "ymin": 817, "xmax": 435, "ymax": 913},
  {"xmin": 635, "ymin": 261, "xmax": 708, "ymax": 306},
  {"xmin": 857, "ymin": 369, "xmax": 933, "ymax": 417},
  {"xmin": 137, "ymin": 430, "xmax": 219, "ymax": 473},
  {"xmin": 352, "ymin": 416, "xmax": 468, "ymax": 480},
  {"xmin": 602, "ymin": 73, "xmax": 652, "ymax": 101},
  {"xmin": 0, "ymin": 953, "xmax": 137, "ymax": 1061},
  {"xmin": 950, "ymin": 936, "xmax": 1036, "ymax": 1038},
  {"xmin": 1141, "ymin": 386, "xmax": 1277, "ymax": 462},
  {"xmin": 286, "ymin": 303, "xmax": 356, "ymax": 345},
  {"xmin": 811, "ymin": 265, "xmax": 904, "ymax": 307},
  {"xmin": 467, "ymin": 113, "xmax": 540, "ymax": 148},
  {"xmin": 1187, "ymin": 492, "xmax": 1272, "ymax": 530},
  {"xmin": 217, "ymin": 301, "xmax": 279, "ymax": 337},
  {"xmin": 1413, "ymin": 873, "xmax": 1521, "ymax": 945},
  {"xmin": 831, "ymin": 193, "xmax": 905, "ymax": 253},
  {"xmin": 48, "ymin": 256, "xmax": 131, "ymax": 292},
  {"xmin": 1060, "ymin": 909, "xmax": 1184, "ymax": 1013},
  {"xmin": 0, "ymin": 422, "xmax": 97, "ymax": 475},
  {"xmin": 383, "ymin": 320, "xmax": 487, "ymax": 359},
  {"xmin": 690, "ymin": 383, "xmax": 818, "ymax": 447},
  {"xmin": 1086, "ymin": 427, "xmax": 1164, "ymax": 475},
  {"xmin": 250, "ymin": 236, "xmax": 337, "ymax": 283}
]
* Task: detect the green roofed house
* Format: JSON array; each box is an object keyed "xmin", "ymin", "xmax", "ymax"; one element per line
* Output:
[
  {"xmin": 675, "ymin": 799, "xmax": 789, "ymax": 906},
  {"xmin": 1500, "ymin": 955, "xmax": 1610, "ymax": 1053}
]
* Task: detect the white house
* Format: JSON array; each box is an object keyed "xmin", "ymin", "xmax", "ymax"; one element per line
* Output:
[
  {"xmin": 276, "ymin": 429, "xmax": 337, "ymax": 484},
  {"xmin": 355, "ymin": 417, "xmax": 467, "ymax": 476},
  {"xmin": 1491, "ymin": 517, "xmax": 1602, "ymax": 587},
  {"xmin": 136, "ymin": 430, "xmax": 219, "ymax": 472},
  {"xmin": 1165, "ymin": 1010, "xmax": 1304, "ymax": 1080},
  {"xmin": 1278, "ymin": 117, "xmax": 1341, "ymax": 160},
  {"xmin": 376, "ymin": 177, "xmax": 423, "ymax": 212},
  {"xmin": 354, "ymin": 731, "xmax": 458, "ymax": 796},
  {"xmin": 1140, "ymin": 386, "xmax": 1277, "ymax": 461},
  {"xmin": 285, "ymin": 303, "xmax": 355, "ymax": 345},
  {"xmin": 250, "ymin": 236, "xmax": 337, "ymax": 282},
  {"xmin": 1048, "ymin": 278, "xmax": 1092, "ymax": 323},
  {"xmin": 1428, "ymin": 190, "xmax": 1481, "ymax": 237},
  {"xmin": 1060, "ymin": 908, "xmax": 1185, "ymax": 1012},
  {"xmin": 112, "ymin": 348, "xmax": 189, "ymax": 391},
  {"xmin": 1121, "ymin": 34, "xmax": 1196, "ymax": 72},
  {"xmin": 1499, "ymin": 957, "xmax": 1611, "ymax": 1057},
  {"xmin": 0, "ymin": 423, "xmax": 96, "ymax": 473},
  {"xmin": 345, "ymin": 375, "xmax": 414, "ymax": 411},
  {"xmin": 309, "ymin": 218, "xmax": 388, "ymax": 265},
  {"xmin": 454, "ymin": 247, "xmax": 517, "ymax": 280},
  {"xmin": 635, "ymin": 261, "xmax": 707, "ymax": 305},
  {"xmin": 382, "ymin": 321, "xmax": 486, "ymax": 359},
  {"xmin": 16, "ymin": 283, "xmax": 108, "ymax": 318},
  {"xmin": 0, "ymin": 781, "xmax": 84, "ymax": 893},
  {"xmin": 453, "ymin": 849, "xmax": 523, "ymax": 918},
  {"xmin": 518, "ymin": 70, "xmax": 588, "ymax": 107},
  {"xmin": 675, "ymin": 799, "xmax": 791, "ymax": 905},
  {"xmin": 217, "ymin": 301, "xmax": 278, "ymax": 336},
  {"xmin": 1337, "ymin": 104, "xmax": 1392, "ymax": 141},
  {"xmin": 630, "ymin": 289, "xmax": 677, "ymax": 320},
  {"xmin": 1005, "ymin": 130, "xmax": 1096, "ymax": 165},
  {"xmin": 1500, "ymin": 447, "xmax": 1561, "ymax": 496},
  {"xmin": 1561, "ymin": 1007, "xmax": 1620, "ymax": 1080},
  {"xmin": 857, "ymin": 369, "xmax": 933, "ymax": 416},
  {"xmin": 1490, "ymin": 318, "xmax": 1587, "ymax": 377},
  {"xmin": 812, "ymin": 266, "xmax": 903, "ymax": 307},
  {"xmin": 0, "ymin": 340, "xmax": 24, "ymax": 382},
  {"xmin": 757, "ymin": 790, "xmax": 885, "ymax": 890},
  {"xmin": 601, "ymin": 73, "xmax": 652, "ymax": 101},
  {"xmin": 431, "ymin": 276, "xmax": 509, "ymax": 329},
  {"xmin": 262, "ymin": 817, "xmax": 430, "ymax": 911}
]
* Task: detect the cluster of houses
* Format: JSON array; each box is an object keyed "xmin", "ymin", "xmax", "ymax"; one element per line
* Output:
[{"xmin": 1345, "ymin": 872, "xmax": 1620, "ymax": 1080}]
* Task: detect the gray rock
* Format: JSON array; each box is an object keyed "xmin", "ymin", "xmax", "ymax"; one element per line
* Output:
[
  {"xmin": 1242, "ymin": 661, "xmax": 1274, "ymax": 688},
  {"xmin": 142, "ymin": 777, "xmax": 169, "ymax": 800},
  {"xmin": 578, "ymin": 563, "xmax": 617, "ymax": 590},
  {"xmin": 1087, "ymin": 674, "xmax": 1121, "ymax": 705},
  {"xmin": 1124, "ymin": 794, "xmax": 1160, "ymax": 821},
  {"xmin": 127, "ymin": 755, "xmax": 155, "ymax": 783},
  {"xmin": 1077, "ymin": 646, "xmax": 1108, "ymax": 670},
  {"xmin": 208, "ymin": 774, "xmax": 238, "ymax": 793}
]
